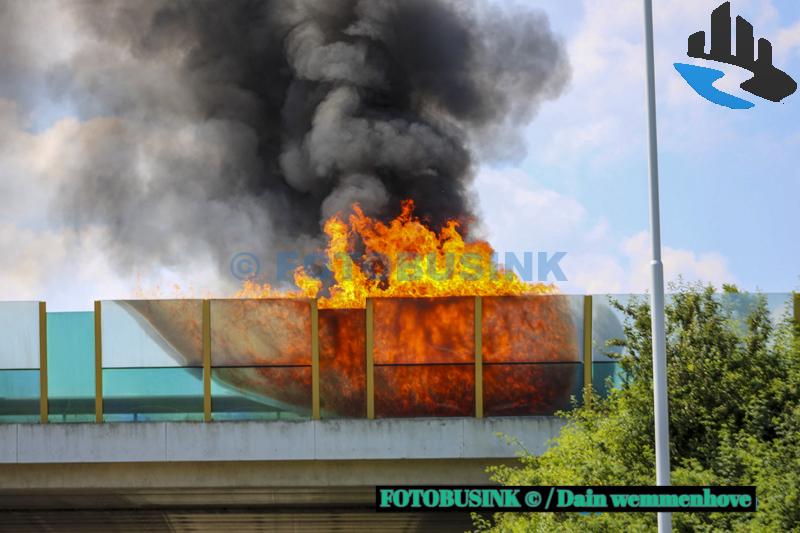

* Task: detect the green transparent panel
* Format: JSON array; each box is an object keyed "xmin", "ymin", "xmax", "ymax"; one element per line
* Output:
[
  {"xmin": 102, "ymin": 300, "xmax": 203, "ymax": 368},
  {"xmin": 0, "ymin": 301, "xmax": 40, "ymax": 370},
  {"xmin": 102, "ymin": 367, "xmax": 203, "ymax": 422},
  {"xmin": 210, "ymin": 300, "xmax": 312, "ymax": 367},
  {"xmin": 592, "ymin": 294, "xmax": 643, "ymax": 362},
  {"xmin": 0, "ymin": 369, "xmax": 39, "ymax": 422},
  {"xmin": 591, "ymin": 293, "xmax": 794, "ymax": 363},
  {"xmin": 47, "ymin": 312, "xmax": 95, "ymax": 423},
  {"xmin": 592, "ymin": 361, "xmax": 623, "ymax": 399},
  {"xmin": 482, "ymin": 295, "xmax": 583, "ymax": 363},
  {"xmin": 484, "ymin": 362, "xmax": 583, "ymax": 416},
  {"xmin": 715, "ymin": 292, "xmax": 794, "ymax": 328},
  {"xmin": 763, "ymin": 293, "xmax": 794, "ymax": 323},
  {"xmin": 319, "ymin": 308, "xmax": 366, "ymax": 419},
  {"xmin": 373, "ymin": 297, "xmax": 474, "ymax": 364},
  {"xmin": 211, "ymin": 367, "xmax": 311, "ymax": 421},
  {"xmin": 374, "ymin": 364, "xmax": 474, "ymax": 418}
]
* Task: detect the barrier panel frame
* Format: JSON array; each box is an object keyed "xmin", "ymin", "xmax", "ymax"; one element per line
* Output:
[
  {"xmin": 32, "ymin": 292, "xmax": 800, "ymax": 424},
  {"xmin": 38, "ymin": 302, "xmax": 48, "ymax": 423}
]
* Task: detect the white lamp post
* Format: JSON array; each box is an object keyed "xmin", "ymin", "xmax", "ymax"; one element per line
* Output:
[{"xmin": 642, "ymin": 0, "xmax": 672, "ymax": 531}]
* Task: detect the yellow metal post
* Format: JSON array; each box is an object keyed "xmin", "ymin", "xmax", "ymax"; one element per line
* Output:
[
  {"xmin": 366, "ymin": 298, "xmax": 375, "ymax": 419},
  {"xmin": 94, "ymin": 301, "xmax": 103, "ymax": 423},
  {"xmin": 311, "ymin": 299, "xmax": 320, "ymax": 420},
  {"xmin": 474, "ymin": 296, "xmax": 483, "ymax": 418},
  {"xmin": 583, "ymin": 295, "xmax": 593, "ymax": 406},
  {"xmin": 203, "ymin": 299, "xmax": 211, "ymax": 422},
  {"xmin": 38, "ymin": 302, "xmax": 48, "ymax": 424}
]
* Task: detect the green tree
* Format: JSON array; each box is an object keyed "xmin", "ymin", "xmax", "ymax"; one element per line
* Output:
[{"xmin": 475, "ymin": 284, "xmax": 800, "ymax": 532}]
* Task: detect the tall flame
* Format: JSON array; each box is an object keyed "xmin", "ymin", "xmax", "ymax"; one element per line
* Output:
[
  {"xmin": 132, "ymin": 200, "xmax": 575, "ymax": 418},
  {"xmin": 238, "ymin": 200, "xmax": 554, "ymax": 308}
]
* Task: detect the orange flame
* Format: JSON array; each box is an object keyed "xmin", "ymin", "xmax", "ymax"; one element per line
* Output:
[
  {"xmin": 238, "ymin": 199, "xmax": 554, "ymax": 308},
  {"xmin": 129, "ymin": 201, "xmax": 577, "ymax": 418}
]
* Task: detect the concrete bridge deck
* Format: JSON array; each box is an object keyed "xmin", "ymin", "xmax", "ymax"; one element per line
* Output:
[{"xmin": 0, "ymin": 417, "xmax": 563, "ymax": 531}]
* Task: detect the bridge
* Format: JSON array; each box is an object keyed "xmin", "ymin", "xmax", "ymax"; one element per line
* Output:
[
  {"xmin": 1, "ymin": 294, "xmax": 793, "ymax": 530},
  {"xmin": 0, "ymin": 417, "xmax": 562, "ymax": 531}
]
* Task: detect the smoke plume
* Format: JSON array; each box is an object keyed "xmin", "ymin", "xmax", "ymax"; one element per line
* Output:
[{"xmin": 42, "ymin": 0, "xmax": 569, "ymax": 285}]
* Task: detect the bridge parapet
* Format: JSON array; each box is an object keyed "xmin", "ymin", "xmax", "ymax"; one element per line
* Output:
[{"xmin": 0, "ymin": 417, "xmax": 563, "ymax": 464}]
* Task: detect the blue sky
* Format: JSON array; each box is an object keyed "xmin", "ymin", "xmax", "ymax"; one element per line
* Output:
[
  {"xmin": 0, "ymin": 0, "xmax": 798, "ymax": 309},
  {"xmin": 476, "ymin": 0, "xmax": 800, "ymax": 294}
]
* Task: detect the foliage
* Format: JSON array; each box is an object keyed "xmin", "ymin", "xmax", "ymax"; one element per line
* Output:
[{"xmin": 475, "ymin": 283, "xmax": 800, "ymax": 532}]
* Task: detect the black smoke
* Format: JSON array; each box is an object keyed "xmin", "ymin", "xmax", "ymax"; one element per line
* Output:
[{"xmin": 49, "ymin": 0, "xmax": 569, "ymax": 284}]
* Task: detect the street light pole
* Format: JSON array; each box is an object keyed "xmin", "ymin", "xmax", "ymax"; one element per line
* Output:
[{"xmin": 642, "ymin": 0, "xmax": 672, "ymax": 531}]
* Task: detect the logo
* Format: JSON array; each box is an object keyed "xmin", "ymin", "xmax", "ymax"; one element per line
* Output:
[
  {"xmin": 675, "ymin": 1, "xmax": 796, "ymax": 109},
  {"xmin": 230, "ymin": 252, "xmax": 261, "ymax": 281}
]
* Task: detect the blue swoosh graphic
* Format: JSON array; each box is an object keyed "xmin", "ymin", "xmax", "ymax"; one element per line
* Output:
[{"xmin": 674, "ymin": 63, "xmax": 754, "ymax": 110}]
